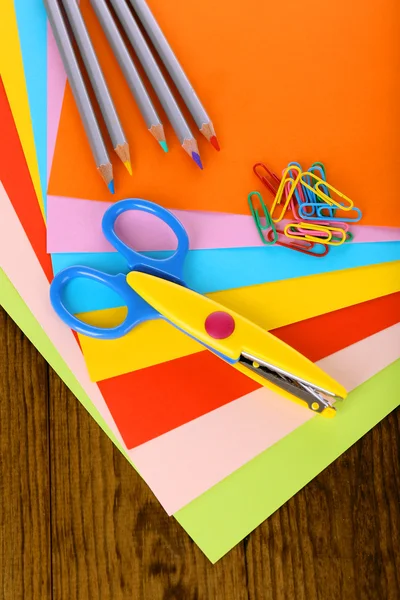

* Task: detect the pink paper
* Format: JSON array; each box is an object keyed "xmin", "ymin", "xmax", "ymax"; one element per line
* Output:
[
  {"xmin": 47, "ymin": 194, "xmax": 400, "ymax": 253},
  {"xmin": 3, "ymin": 182, "xmax": 399, "ymax": 516},
  {"xmin": 46, "ymin": 35, "xmax": 400, "ymax": 251},
  {"xmin": 131, "ymin": 323, "xmax": 400, "ymax": 514}
]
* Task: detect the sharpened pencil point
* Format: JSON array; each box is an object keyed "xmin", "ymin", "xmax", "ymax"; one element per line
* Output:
[
  {"xmin": 108, "ymin": 179, "xmax": 115, "ymax": 194},
  {"xmin": 159, "ymin": 140, "xmax": 168, "ymax": 153},
  {"xmin": 210, "ymin": 135, "xmax": 220, "ymax": 151},
  {"xmin": 192, "ymin": 152, "xmax": 203, "ymax": 170},
  {"xmin": 123, "ymin": 160, "xmax": 133, "ymax": 176}
]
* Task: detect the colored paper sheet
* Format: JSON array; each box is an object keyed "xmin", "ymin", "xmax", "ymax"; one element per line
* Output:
[
  {"xmin": 2, "ymin": 71, "xmax": 396, "ymax": 482},
  {"xmin": 175, "ymin": 359, "xmax": 400, "ymax": 562},
  {"xmin": 2, "ymin": 71, "xmax": 398, "ymax": 564},
  {"xmin": 1, "ymin": 0, "xmax": 44, "ymax": 215},
  {"xmin": 5, "ymin": 147, "xmax": 398, "ymax": 520},
  {"xmin": 48, "ymin": 0, "xmax": 400, "ymax": 226},
  {"xmin": 51, "ymin": 243, "xmax": 400, "ymax": 315},
  {"xmin": 77, "ymin": 261, "xmax": 400, "ymax": 381},
  {"xmin": 3, "ymin": 149, "xmax": 399, "ymax": 517},
  {"xmin": 97, "ymin": 293, "xmax": 400, "ymax": 453},
  {"xmin": 47, "ymin": 196, "xmax": 400, "ymax": 253},
  {"xmin": 132, "ymin": 323, "xmax": 400, "ymax": 514}
]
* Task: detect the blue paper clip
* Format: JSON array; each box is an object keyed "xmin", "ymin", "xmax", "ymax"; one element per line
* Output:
[{"xmin": 298, "ymin": 203, "xmax": 363, "ymax": 223}]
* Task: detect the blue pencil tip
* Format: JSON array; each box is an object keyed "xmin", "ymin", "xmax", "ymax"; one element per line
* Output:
[
  {"xmin": 159, "ymin": 140, "xmax": 168, "ymax": 153},
  {"xmin": 108, "ymin": 179, "xmax": 115, "ymax": 194},
  {"xmin": 192, "ymin": 152, "xmax": 203, "ymax": 170}
]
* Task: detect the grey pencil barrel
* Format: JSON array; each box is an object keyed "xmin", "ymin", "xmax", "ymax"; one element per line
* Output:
[
  {"xmin": 43, "ymin": 0, "xmax": 111, "ymax": 170},
  {"xmin": 90, "ymin": 0, "xmax": 161, "ymax": 130},
  {"xmin": 128, "ymin": 0, "xmax": 211, "ymax": 129},
  {"xmin": 62, "ymin": 0, "xmax": 126, "ymax": 150},
  {"xmin": 109, "ymin": 0, "xmax": 194, "ymax": 144}
]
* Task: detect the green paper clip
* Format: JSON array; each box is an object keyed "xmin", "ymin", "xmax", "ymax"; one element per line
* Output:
[{"xmin": 248, "ymin": 191, "xmax": 278, "ymax": 245}]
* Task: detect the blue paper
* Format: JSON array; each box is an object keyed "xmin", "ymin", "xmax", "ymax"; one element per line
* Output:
[
  {"xmin": 51, "ymin": 242, "xmax": 400, "ymax": 314},
  {"xmin": 14, "ymin": 0, "xmax": 48, "ymax": 210}
]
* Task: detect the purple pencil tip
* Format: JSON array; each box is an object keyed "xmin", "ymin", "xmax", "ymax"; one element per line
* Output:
[{"xmin": 192, "ymin": 151, "xmax": 203, "ymax": 170}]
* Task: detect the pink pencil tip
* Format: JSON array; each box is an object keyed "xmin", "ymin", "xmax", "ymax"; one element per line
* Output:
[{"xmin": 210, "ymin": 135, "xmax": 220, "ymax": 151}]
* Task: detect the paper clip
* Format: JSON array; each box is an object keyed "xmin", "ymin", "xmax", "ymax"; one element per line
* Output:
[
  {"xmin": 294, "ymin": 221, "xmax": 351, "ymax": 240},
  {"xmin": 284, "ymin": 223, "xmax": 347, "ymax": 246},
  {"xmin": 286, "ymin": 162, "xmax": 308, "ymax": 206},
  {"xmin": 271, "ymin": 166, "xmax": 302, "ymax": 223},
  {"xmin": 248, "ymin": 191, "xmax": 278, "ymax": 245},
  {"xmin": 284, "ymin": 222, "xmax": 333, "ymax": 243},
  {"xmin": 298, "ymin": 203, "xmax": 362, "ymax": 222},
  {"xmin": 300, "ymin": 172, "xmax": 354, "ymax": 211},
  {"xmin": 253, "ymin": 163, "xmax": 281, "ymax": 196},
  {"xmin": 266, "ymin": 228, "xmax": 329, "ymax": 257},
  {"xmin": 306, "ymin": 162, "xmax": 335, "ymax": 218}
]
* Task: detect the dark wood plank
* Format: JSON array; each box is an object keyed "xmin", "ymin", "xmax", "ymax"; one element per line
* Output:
[
  {"xmin": 0, "ymin": 309, "xmax": 51, "ymax": 600},
  {"xmin": 245, "ymin": 410, "xmax": 400, "ymax": 600},
  {"xmin": 48, "ymin": 366, "xmax": 248, "ymax": 600}
]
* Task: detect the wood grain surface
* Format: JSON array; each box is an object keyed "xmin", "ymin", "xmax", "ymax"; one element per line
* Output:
[{"xmin": 0, "ymin": 307, "xmax": 399, "ymax": 600}]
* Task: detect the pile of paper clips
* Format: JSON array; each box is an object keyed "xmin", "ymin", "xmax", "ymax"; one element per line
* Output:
[{"xmin": 248, "ymin": 161, "xmax": 363, "ymax": 257}]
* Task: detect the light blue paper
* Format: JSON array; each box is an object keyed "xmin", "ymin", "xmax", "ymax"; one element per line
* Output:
[
  {"xmin": 14, "ymin": 0, "xmax": 48, "ymax": 209},
  {"xmin": 51, "ymin": 242, "xmax": 400, "ymax": 314}
]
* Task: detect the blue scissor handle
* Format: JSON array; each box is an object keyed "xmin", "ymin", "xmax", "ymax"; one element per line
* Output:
[
  {"xmin": 50, "ymin": 198, "xmax": 190, "ymax": 340},
  {"xmin": 102, "ymin": 198, "xmax": 189, "ymax": 285},
  {"xmin": 50, "ymin": 265, "xmax": 160, "ymax": 339}
]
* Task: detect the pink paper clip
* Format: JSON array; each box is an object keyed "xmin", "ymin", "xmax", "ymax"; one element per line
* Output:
[
  {"xmin": 253, "ymin": 163, "xmax": 281, "ymax": 196},
  {"xmin": 267, "ymin": 228, "xmax": 329, "ymax": 257}
]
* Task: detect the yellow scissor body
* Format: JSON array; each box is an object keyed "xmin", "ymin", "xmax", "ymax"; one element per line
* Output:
[{"xmin": 127, "ymin": 271, "xmax": 347, "ymax": 417}]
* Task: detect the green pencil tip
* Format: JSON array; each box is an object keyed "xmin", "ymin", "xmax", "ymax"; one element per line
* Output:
[{"xmin": 159, "ymin": 140, "xmax": 168, "ymax": 153}]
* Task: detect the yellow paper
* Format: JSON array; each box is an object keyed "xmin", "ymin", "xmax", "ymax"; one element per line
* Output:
[
  {"xmin": 0, "ymin": 0, "xmax": 44, "ymax": 216},
  {"xmin": 77, "ymin": 261, "xmax": 400, "ymax": 381}
]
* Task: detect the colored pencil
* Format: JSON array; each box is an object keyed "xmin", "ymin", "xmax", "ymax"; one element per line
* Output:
[
  {"xmin": 44, "ymin": 0, "xmax": 114, "ymax": 193},
  {"xmin": 90, "ymin": 0, "xmax": 167, "ymax": 151},
  {"xmin": 62, "ymin": 0, "xmax": 132, "ymax": 174},
  {"xmin": 109, "ymin": 0, "xmax": 202, "ymax": 169},
  {"xmin": 128, "ymin": 0, "xmax": 219, "ymax": 151}
]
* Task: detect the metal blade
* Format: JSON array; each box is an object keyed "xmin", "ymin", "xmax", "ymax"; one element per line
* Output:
[{"xmin": 239, "ymin": 352, "xmax": 343, "ymax": 413}]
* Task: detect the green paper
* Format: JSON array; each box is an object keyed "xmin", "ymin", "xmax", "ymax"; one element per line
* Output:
[
  {"xmin": 175, "ymin": 359, "xmax": 400, "ymax": 562},
  {"xmin": 1, "ymin": 269, "xmax": 398, "ymax": 564},
  {"xmin": 0, "ymin": 269, "xmax": 134, "ymax": 469}
]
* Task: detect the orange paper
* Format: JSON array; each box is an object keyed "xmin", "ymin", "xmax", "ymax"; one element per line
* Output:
[{"xmin": 48, "ymin": 0, "xmax": 400, "ymax": 225}]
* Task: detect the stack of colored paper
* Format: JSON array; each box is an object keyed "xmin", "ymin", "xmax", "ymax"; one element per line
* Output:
[{"xmin": 1, "ymin": 0, "xmax": 399, "ymax": 563}]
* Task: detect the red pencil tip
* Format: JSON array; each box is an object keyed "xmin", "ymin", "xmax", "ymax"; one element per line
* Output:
[{"xmin": 210, "ymin": 135, "xmax": 220, "ymax": 151}]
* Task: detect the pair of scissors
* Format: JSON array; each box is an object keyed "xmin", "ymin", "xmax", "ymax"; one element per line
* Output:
[{"xmin": 50, "ymin": 199, "xmax": 347, "ymax": 417}]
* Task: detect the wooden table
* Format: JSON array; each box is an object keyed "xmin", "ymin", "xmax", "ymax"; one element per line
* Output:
[{"xmin": 1, "ymin": 308, "xmax": 399, "ymax": 600}]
